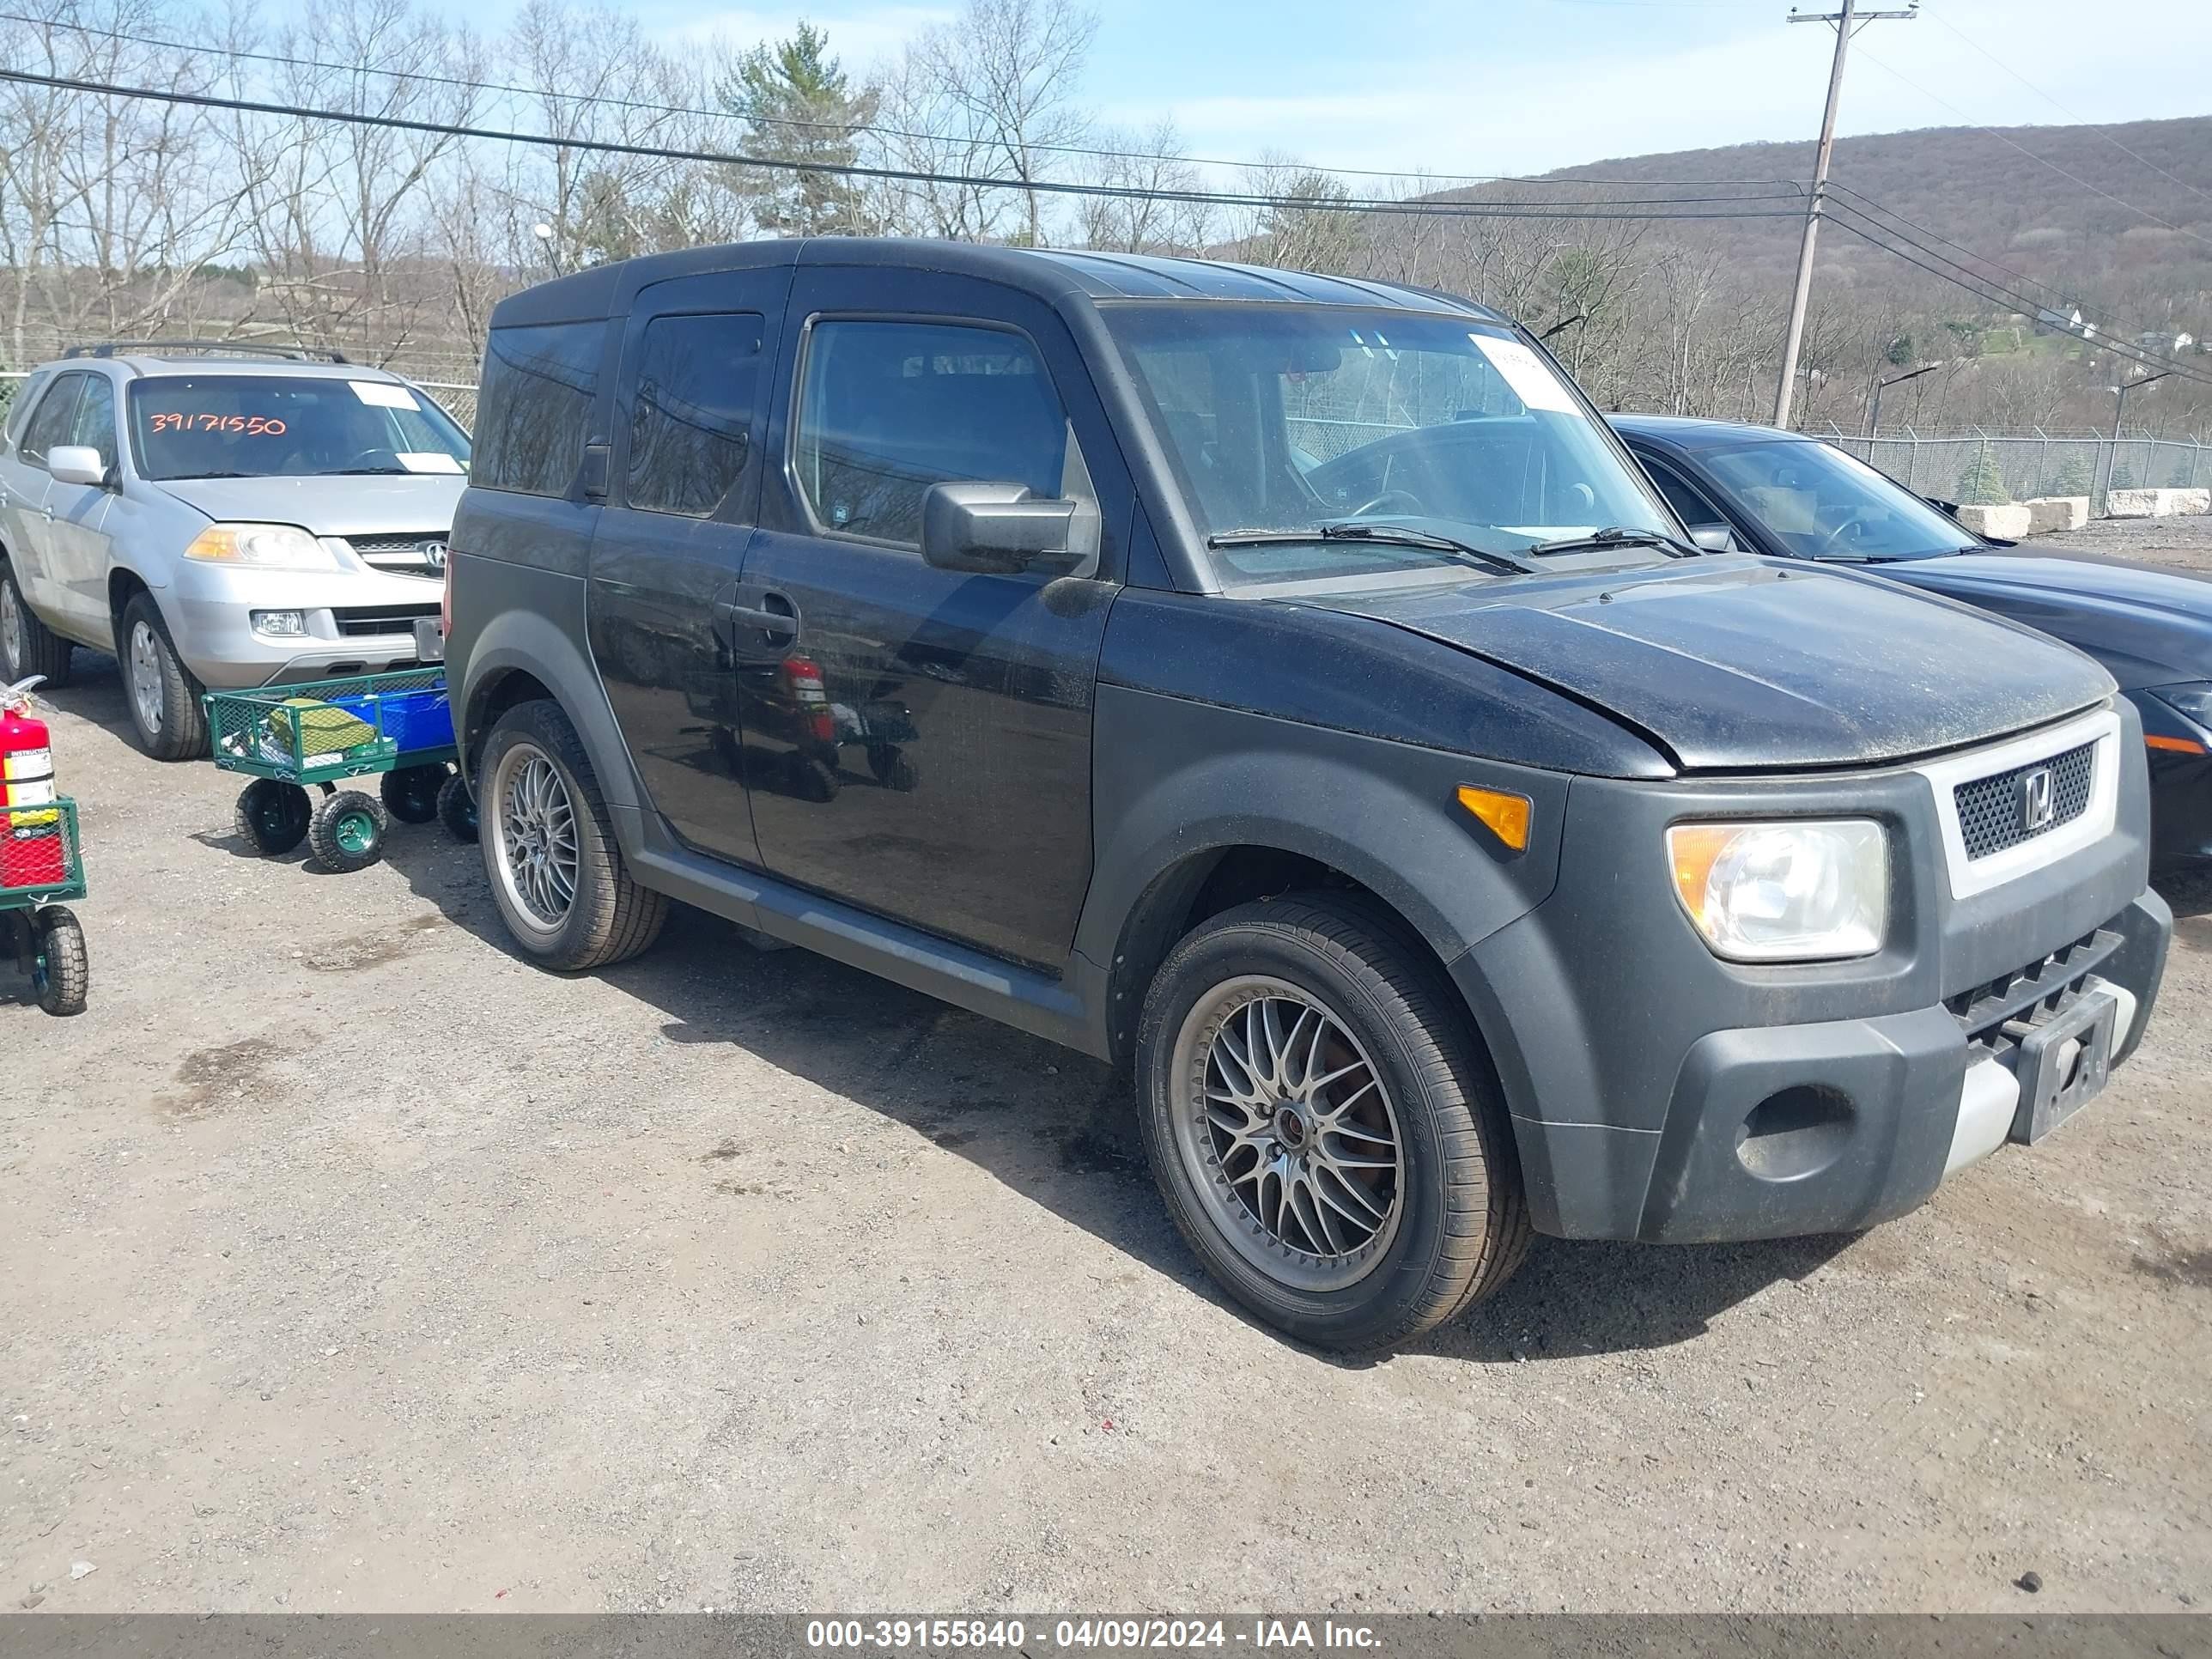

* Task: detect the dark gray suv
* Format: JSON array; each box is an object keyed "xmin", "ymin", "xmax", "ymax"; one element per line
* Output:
[{"xmin": 444, "ymin": 239, "xmax": 2169, "ymax": 1350}]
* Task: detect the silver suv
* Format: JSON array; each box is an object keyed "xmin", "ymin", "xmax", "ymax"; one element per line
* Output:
[{"xmin": 0, "ymin": 344, "xmax": 471, "ymax": 757}]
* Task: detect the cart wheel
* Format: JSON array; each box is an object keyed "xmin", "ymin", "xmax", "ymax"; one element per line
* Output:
[
  {"xmin": 437, "ymin": 771, "xmax": 478, "ymax": 843},
  {"xmin": 867, "ymin": 743, "xmax": 920, "ymax": 793},
  {"xmin": 381, "ymin": 763, "xmax": 447, "ymax": 826},
  {"xmin": 234, "ymin": 779, "xmax": 312, "ymax": 857},
  {"xmin": 308, "ymin": 790, "xmax": 388, "ymax": 873},
  {"xmin": 30, "ymin": 905, "xmax": 87, "ymax": 1017}
]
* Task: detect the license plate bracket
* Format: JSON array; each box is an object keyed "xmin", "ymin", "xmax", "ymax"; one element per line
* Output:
[{"xmin": 2008, "ymin": 989, "xmax": 2117, "ymax": 1145}]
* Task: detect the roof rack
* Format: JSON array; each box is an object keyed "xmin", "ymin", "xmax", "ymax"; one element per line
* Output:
[{"xmin": 61, "ymin": 340, "xmax": 351, "ymax": 364}]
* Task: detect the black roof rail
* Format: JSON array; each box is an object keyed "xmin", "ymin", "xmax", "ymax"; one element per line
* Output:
[{"xmin": 60, "ymin": 340, "xmax": 352, "ymax": 364}]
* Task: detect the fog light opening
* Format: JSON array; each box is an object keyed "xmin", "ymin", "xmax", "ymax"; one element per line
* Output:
[
  {"xmin": 1735, "ymin": 1085, "xmax": 1855, "ymax": 1182},
  {"xmin": 252, "ymin": 609, "xmax": 307, "ymax": 637}
]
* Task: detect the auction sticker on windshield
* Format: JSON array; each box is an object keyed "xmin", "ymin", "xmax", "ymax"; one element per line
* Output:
[
  {"xmin": 1469, "ymin": 333, "xmax": 1579, "ymax": 414},
  {"xmin": 350, "ymin": 380, "xmax": 421, "ymax": 410}
]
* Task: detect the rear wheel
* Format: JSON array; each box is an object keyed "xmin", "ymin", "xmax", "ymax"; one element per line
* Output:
[
  {"xmin": 234, "ymin": 779, "xmax": 311, "ymax": 856},
  {"xmin": 308, "ymin": 789, "xmax": 387, "ymax": 873},
  {"xmin": 1136, "ymin": 896, "xmax": 1529, "ymax": 1351},
  {"xmin": 479, "ymin": 699, "xmax": 665, "ymax": 970},
  {"xmin": 380, "ymin": 763, "xmax": 447, "ymax": 825},
  {"xmin": 0, "ymin": 561, "xmax": 72, "ymax": 688},
  {"xmin": 118, "ymin": 592, "xmax": 205, "ymax": 760},
  {"xmin": 30, "ymin": 904, "xmax": 88, "ymax": 1017}
]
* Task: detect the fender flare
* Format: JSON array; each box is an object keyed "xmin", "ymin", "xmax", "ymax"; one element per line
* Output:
[{"xmin": 459, "ymin": 603, "xmax": 643, "ymax": 821}]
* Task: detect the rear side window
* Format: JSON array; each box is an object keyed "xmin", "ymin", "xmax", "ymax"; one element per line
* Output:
[
  {"xmin": 474, "ymin": 321, "xmax": 605, "ymax": 496},
  {"xmin": 624, "ymin": 313, "xmax": 763, "ymax": 517},
  {"xmin": 19, "ymin": 374, "xmax": 83, "ymax": 465},
  {"xmin": 793, "ymin": 319, "xmax": 1078, "ymax": 547},
  {"xmin": 5, "ymin": 369, "xmax": 54, "ymax": 444}
]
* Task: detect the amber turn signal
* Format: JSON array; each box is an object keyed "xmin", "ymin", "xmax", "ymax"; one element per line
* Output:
[
  {"xmin": 2146, "ymin": 733, "xmax": 2209, "ymax": 756},
  {"xmin": 1456, "ymin": 785, "xmax": 1532, "ymax": 851}
]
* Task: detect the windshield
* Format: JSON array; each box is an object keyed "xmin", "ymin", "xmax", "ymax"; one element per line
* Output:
[
  {"xmin": 1699, "ymin": 439, "xmax": 1972, "ymax": 561},
  {"xmin": 1103, "ymin": 304, "xmax": 1677, "ymax": 586},
  {"xmin": 126, "ymin": 374, "xmax": 471, "ymax": 482}
]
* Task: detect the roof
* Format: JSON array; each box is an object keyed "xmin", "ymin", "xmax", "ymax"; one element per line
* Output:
[
  {"xmin": 1607, "ymin": 412, "xmax": 1816, "ymax": 450},
  {"xmin": 43, "ymin": 351, "xmax": 409, "ymax": 382},
  {"xmin": 491, "ymin": 236, "xmax": 1510, "ymax": 329}
]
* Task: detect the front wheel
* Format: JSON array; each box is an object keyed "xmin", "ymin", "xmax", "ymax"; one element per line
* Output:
[
  {"xmin": 380, "ymin": 763, "xmax": 447, "ymax": 825},
  {"xmin": 234, "ymin": 778, "xmax": 311, "ymax": 856},
  {"xmin": 1136, "ymin": 896, "xmax": 1530, "ymax": 1351},
  {"xmin": 308, "ymin": 789, "xmax": 388, "ymax": 872},
  {"xmin": 30, "ymin": 904, "xmax": 88, "ymax": 1016},
  {"xmin": 479, "ymin": 699, "xmax": 665, "ymax": 970},
  {"xmin": 436, "ymin": 770, "xmax": 478, "ymax": 842},
  {"xmin": 118, "ymin": 592, "xmax": 206, "ymax": 760}
]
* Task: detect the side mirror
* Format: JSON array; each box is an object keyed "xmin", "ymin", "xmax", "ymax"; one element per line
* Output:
[
  {"xmin": 47, "ymin": 446, "xmax": 109, "ymax": 489},
  {"xmin": 1690, "ymin": 525, "xmax": 1738, "ymax": 553},
  {"xmin": 921, "ymin": 482, "xmax": 1076, "ymax": 575}
]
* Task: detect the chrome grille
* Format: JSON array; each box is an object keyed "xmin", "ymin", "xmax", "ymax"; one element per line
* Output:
[
  {"xmin": 1953, "ymin": 741, "xmax": 2094, "ymax": 862},
  {"xmin": 332, "ymin": 603, "xmax": 439, "ymax": 638},
  {"xmin": 343, "ymin": 532, "xmax": 447, "ymax": 578}
]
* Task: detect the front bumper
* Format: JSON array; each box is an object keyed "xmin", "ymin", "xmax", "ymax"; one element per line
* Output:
[
  {"xmin": 1453, "ymin": 702, "xmax": 2172, "ymax": 1243},
  {"xmin": 166, "ymin": 558, "xmax": 441, "ymax": 689}
]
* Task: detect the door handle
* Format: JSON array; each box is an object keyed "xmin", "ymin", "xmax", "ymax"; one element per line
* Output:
[{"xmin": 717, "ymin": 602, "xmax": 797, "ymax": 635}]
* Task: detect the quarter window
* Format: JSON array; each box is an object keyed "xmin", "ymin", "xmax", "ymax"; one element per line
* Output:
[
  {"xmin": 66, "ymin": 374, "xmax": 117, "ymax": 472},
  {"xmin": 793, "ymin": 319, "xmax": 1085, "ymax": 548},
  {"xmin": 624, "ymin": 312, "xmax": 763, "ymax": 517},
  {"xmin": 473, "ymin": 321, "xmax": 605, "ymax": 496}
]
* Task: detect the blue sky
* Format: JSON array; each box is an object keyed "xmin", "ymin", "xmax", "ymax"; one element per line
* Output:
[{"xmin": 413, "ymin": 0, "xmax": 2208, "ymax": 180}]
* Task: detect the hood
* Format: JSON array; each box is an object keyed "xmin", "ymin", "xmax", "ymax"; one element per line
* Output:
[
  {"xmin": 1873, "ymin": 546, "xmax": 2212, "ymax": 692},
  {"xmin": 156, "ymin": 473, "xmax": 465, "ymax": 537},
  {"xmin": 1309, "ymin": 556, "xmax": 2113, "ymax": 773}
]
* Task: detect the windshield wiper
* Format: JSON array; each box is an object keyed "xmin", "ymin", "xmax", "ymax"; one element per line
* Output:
[
  {"xmin": 161, "ymin": 471, "xmax": 258, "ymax": 480},
  {"xmin": 1527, "ymin": 525, "xmax": 1703, "ymax": 559},
  {"xmin": 325, "ymin": 466, "xmax": 413, "ymax": 476},
  {"xmin": 1207, "ymin": 522, "xmax": 1539, "ymax": 577}
]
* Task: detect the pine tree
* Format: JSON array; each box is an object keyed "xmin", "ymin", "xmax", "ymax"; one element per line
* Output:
[
  {"xmin": 1955, "ymin": 448, "xmax": 2010, "ymax": 505},
  {"xmin": 2048, "ymin": 453, "xmax": 2094, "ymax": 496},
  {"xmin": 721, "ymin": 23, "xmax": 879, "ymax": 237}
]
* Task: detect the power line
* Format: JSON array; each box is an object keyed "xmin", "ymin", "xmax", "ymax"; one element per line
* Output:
[
  {"xmin": 1820, "ymin": 212, "xmax": 2212, "ymax": 387},
  {"xmin": 1851, "ymin": 41, "xmax": 2212, "ymax": 249},
  {"xmin": 1922, "ymin": 10, "xmax": 2212, "ymax": 207},
  {"xmin": 0, "ymin": 9, "xmax": 1811, "ymax": 194},
  {"xmin": 0, "ymin": 64, "xmax": 1813, "ymax": 224}
]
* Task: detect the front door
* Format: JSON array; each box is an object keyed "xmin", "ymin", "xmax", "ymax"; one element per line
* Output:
[
  {"xmin": 42, "ymin": 371, "xmax": 119, "ymax": 631},
  {"xmin": 586, "ymin": 268, "xmax": 791, "ymax": 866},
  {"xmin": 735, "ymin": 269, "xmax": 1127, "ymax": 971},
  {"xmin": 0, "ymin": 374, "xmax": 80, "ymax": 625}
]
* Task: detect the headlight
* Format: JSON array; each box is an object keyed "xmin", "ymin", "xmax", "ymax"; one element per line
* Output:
[
  {"xmin": 182, "ymin": 523, "xmax": 336, "ymax": 570},
  {"xmin": 1667, "ymin": 818, "xmax": 1887, "ymax": 962},
  {"xmin": 2150, "ymin": 683, "xmax": 2212, "ymax": 733}
]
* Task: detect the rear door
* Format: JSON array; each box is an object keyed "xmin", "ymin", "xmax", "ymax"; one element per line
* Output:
[
  {"xmin": 0, "ymin": 374, "xmax": 83, "ymax": 623},
  {"xmin": 732, "ymin": 266, "xmax": 1126, "ymax": 970},
  {"xmin": 586, "ymin": 267, "xmax": 791, "ymax": 866}
]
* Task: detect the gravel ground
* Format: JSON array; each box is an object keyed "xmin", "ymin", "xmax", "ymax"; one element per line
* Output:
[
  {"xmin": 2044, "ymin": 513, "xmax": 2212, "ymax": 576},
  {"xmin": 3, "ymin": 653, "xmax": 2209, "ymax": 1617}
]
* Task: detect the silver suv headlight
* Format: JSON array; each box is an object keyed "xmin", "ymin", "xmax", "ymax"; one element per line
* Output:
[
  {"xmin": 1666, "ymin": 819, "xmax": 1887, "ymax": 963},
  {"xmin": 183, "ymin": 523, "xmax": 337, "ymax": 570}
]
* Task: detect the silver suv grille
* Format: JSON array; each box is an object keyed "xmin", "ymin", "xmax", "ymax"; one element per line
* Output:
[
  {"xmin": 1954, "ymin": 740, "xmax": 2095, "ymax": 862},
  {"xmin": 343, "ymin": 532, "xmax": 447, "ymax": 578}
]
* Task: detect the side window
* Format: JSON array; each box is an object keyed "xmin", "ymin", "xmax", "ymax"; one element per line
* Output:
[
  {"xmin": 5, "ymin": 369, "xmax": 55, "ymax": 446},
  {"xmin": 793, "ymin": 319, "xmax": 1090, "ymax": 550},
  {"xmin": 1644, "ymin": 457, "xmax": 1726, "ymax": 528},
  {"xmin": 472, "ymin": 321, "xmax": 605, "ymax": 496},
  {"xmin": 67, "ymin": 374, "xmax": 117, "ymax": 472},
  {"xmin": 624, "ymin": 312, "xmax": 763, "ymax": 517},
  {"xmin": 19, "ymin": 374, "xmax": 84, "ymax": 466}
]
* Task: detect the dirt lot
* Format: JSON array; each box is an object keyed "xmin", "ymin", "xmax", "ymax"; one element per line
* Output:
[{"xmin": 5, "ymin": 560, "xmax": 2211, "ymax": 1613}]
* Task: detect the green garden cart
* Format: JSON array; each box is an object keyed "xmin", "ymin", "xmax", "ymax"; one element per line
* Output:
[{"xmin": 2, "ymin": 796, "xmax": 88, "ymax": 1017}]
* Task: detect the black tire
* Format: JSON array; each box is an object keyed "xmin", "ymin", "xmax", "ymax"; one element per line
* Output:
[
  {"xmin": 30, "ymin": 904, "xmax": 88, "ymax": 1017},
  {"xmin": 1135, "ymin": 896, "xmax": 1530, "ymax": 1352},
  {"xmin": 380, "ymin": 763, "xmax": 447, "ymax": 825},
  {"xmin": 436, "ymin": 770, "xmax": 478, "ymax": 843},
  {"xmin": 787, "ymin": 750, "xmax": 840, "ymax": 802},
  {"xmin": 307, "ymin": 788, "xmax": 387, "ymax": 873},
  {"xmin": 867, "ymin": 743, "xmax": 919, "ymax": 792},
  {"xmin": 478, "ymin": 698, "xmax": 666, "ymax": 970},
  {"xmin": 234, "ymin": 778, "xmax": 311, "ymax": 856},
  {"xmin": 0, "ymin": 559, "xmax": 72, "ymax": 688},
  {"xmin": 117, "ymin": 592, "xmax": 206, "ymax": 760}
]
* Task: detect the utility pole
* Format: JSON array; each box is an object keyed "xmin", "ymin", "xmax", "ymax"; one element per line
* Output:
[
  {"xmin": 2099, "ymin": 369, "xmax": 2171, "ymax": 515},
  {"xmin": 1772, "ymin": 0, "xmax": 1917, "ymax": 430},
  {"xmin": 1865, "ymin": 361, "xmax": 1938, "ymax": 438}
]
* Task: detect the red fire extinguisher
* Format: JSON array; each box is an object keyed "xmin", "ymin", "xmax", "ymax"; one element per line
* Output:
[{"xmin": 1, "ymin": 676, "xmax": 65, "ymax": 890}]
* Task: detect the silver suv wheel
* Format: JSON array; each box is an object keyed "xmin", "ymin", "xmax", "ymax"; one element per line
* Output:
[
  {"xmin": 128, "ymin": 617, "xmax": 166, "ymax": 735},
  {"xmin": 487, "ymin": 739, "xmax": 579, "ymax": 939}
]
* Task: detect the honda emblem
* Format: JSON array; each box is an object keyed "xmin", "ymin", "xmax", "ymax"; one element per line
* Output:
[{"xmin": 2019, "ymin": 766, "xmax": 2056, "ymax": 832}]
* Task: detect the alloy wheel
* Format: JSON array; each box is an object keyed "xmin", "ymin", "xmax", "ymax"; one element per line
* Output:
[
  {"xmin": 1169, "ymin": 975, "xmax": 1406, "ymax": 1292},
  {"xmin": 1, "ymin": 578, "xmax": 22, "ymax": 677},
  {"xmin": 491, "ymin": 744, "xmax": 580, "ymax": 932},
  {"xmin": 128, "ymin": 619, "xmax": 165, "ymax": 735}
]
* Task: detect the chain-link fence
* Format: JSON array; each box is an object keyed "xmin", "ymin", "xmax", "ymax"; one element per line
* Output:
[{"xmin": 1814, "ymin": 425, "xmax": 2212, "ymax": 508}]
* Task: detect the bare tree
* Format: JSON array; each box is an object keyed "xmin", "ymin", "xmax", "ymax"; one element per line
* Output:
[
  {"xmin": 913, "ymin": 0, "xmax": 1095, "ymax": 246},
  {"xmin": 1076, "ymin": 122, "xmax": 1210, "ymax": 254}
]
